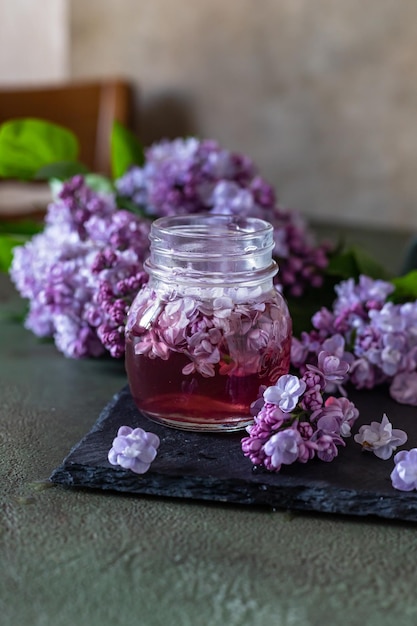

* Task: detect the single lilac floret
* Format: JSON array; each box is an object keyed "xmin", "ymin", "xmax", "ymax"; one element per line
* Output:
[
  {"xmin": 263, "ymin": 428, "xmax": 302, "ymax": 470},
  {"xmin": 390, "ymin": 371, "xmax": 417, "ymax": 406},
  {"xmin": 307, "ymin": 351, "xmax": 350, "ymax": 385},
  {"xmin": 391, "ymin": 449, "xmax": 417, "ymax": 491},
  {"xmin": 354, "ymin": 413, "xmax": 407, "ymax": 460},
  {"xmin": 108, "ymin": 425, "xmax": 160, "ymax": 474},
  {"xmin": 313, "ymin": 396, "xmax": 359, "ymax": 438},
  {"xmin": 263, "ymin": 374, "xmax": 307, "ymax": 412}
]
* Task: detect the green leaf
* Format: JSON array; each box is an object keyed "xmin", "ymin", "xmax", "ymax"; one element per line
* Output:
[
  {"xmin": 0, "ymin": 219, "xmax": 40, "ymax": 271},
  {"xmin": 390, "ymin": 270, "xmax": 417, "ymax": 303},
  {"xmin": 35, "ymin": 160, "xmax": 89, "ymax": 181},
  {"xmin": 326, "ymin": 245, "xmax": 389, "ymax": 281},
  {"xmin": 111, "ymin": 120, "xmax": 144, "ymax": 179},
  {"xmin": 84, "ymin": 173, "xmax": 114, "ymax": 194},
  {"xmin": 285, "ymin": 275, "xmax": 340, "ymax": 337},
  {"xmin": 0, "ymin": 118, "xmax": 79, "ymax": 180},
  {"xmin": 0, "ymin": 304, "xmax": 28, "ymax": 324},
  {"xmin": 116, "ymin": 195, "xmax": 150, "ymax": 218},
  {"xmin": 0, "ymin": 234, "xmax": 25, "ymax": 272},
  {"xmin": 326, "ymin": 249, "xmax": 358, "ymax": 280},
  {"xmin": 349, "ymin": 245, "xmax": 390, "ymax": 280},
  {"xmin": 0, "ymin": 219, "xmax": 43, "ymax": 236},
  {"xmin": 401, "ymin": 236, "xmax": 417, "ymax": 274}
]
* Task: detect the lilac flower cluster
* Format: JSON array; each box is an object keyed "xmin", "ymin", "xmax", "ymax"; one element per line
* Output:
[
  {"xmin": 116, "ymin": 138, "xmax": 331, "ymax": 296},
  {"xmin": 241, "ymin": 360, "xmax": 360, "ymax": 472},
  {"xmin": 9, "ymin": 138, "xmax": 332, "ymax": 359},
  {"xmin": 10, "ymin": 176, "xmax": 150, "ymax": 358},
  {"xmin": 108, "ymin": 425, "xmax": 160, "ymax": 474},
  {"xmin": 291, "ymin": 275, "xmax": 417, "ymax": 405}
]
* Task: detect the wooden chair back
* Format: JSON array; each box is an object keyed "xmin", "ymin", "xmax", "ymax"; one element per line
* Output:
[{"xmin": 0, "ymin": 78, "xmax": 133, "ymax": 174}]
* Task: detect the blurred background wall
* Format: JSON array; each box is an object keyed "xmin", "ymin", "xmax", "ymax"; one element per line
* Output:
[
  {"xmin": 0, "ymin": 0, "xmax": 68, "ymax": 84},
  {"xmin": 1, "ymin": 0, "xmax": 417, "ymax": 237}
]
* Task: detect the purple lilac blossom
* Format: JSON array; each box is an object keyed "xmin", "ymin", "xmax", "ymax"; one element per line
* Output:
[
  {"xmin": 11, "ymin": 139, "xmax": 332, "ymax": 360},
  {"xmin": 354, "ymin": 414, "xmax": 407, "ymax": 460},
  {"xmin": 313, "ymin": 396, "xmax": 359, "ymax": 438},
  {"xmin": 299, "ymin": 384, "xmax": 324, "ymax": 412},
  {"xmin": 116, "ymin": 137, "xmax": 331, "ymax": 297},
  {"xmin": 241, "ymin": 402, "xmax": 287, "ymax": 466},
  {"xmin": 241, "ymin": 362, "xmax": 359, "ymax": 472},
  {"xmin": 108, "ymin": 426, "xmax": 160, "ymax": 474},
  {"xmin": 390, "ymin": 371, "xmax": 417, "ymax": 405},
  {"xmin": 10, "ymin": 176, "xmax": 150, "ymax": 358},
  {"xmin": 307, "ymin": 351, "xmax": 350, "ymax": 389},
  {"xmin": 300, "ymin": 368, "xmax": 326, "ymax": 411},
  {"xmin": 311, "ymin": 431, "xmax": 344, "ymax": 462},
  {"xmin": 333, "ymin": 275, "xmax": 394, "ymax": 316},
  {"xmin": 291, "ymin": 275, "xmax": 417, "ymax": 406},
  {"xmin": 391, "ymin": 449, "xmax": 417, "ymax": 491},
  {"xmin": 263, "ymin": 428, "xmax": 303, "ymax": 471}
]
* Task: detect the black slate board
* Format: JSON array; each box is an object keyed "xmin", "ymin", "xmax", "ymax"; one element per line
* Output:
[{"xmin": 50, "ymin": 385, "xmax": 417, "ymax": 521}]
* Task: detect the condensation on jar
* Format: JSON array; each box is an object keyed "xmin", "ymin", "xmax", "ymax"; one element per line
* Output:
[{"xmin": 125, "ymin": 214, "xmax": 292, "ymax": 432}]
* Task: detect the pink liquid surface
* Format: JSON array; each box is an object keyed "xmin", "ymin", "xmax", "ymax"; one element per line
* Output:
[{"xmin": 125, "ymin": 336, "xmax": 291, "ymax": 431}]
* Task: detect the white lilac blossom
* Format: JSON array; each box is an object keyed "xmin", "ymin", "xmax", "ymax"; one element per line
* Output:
[
  {"xmin": 390, "ymin": 449, "xmax": 417, "ymax": 491},
  {"xmin": 291, "ymin": 275, "xmax": 417, "ymax": 406},
  {"xmin": 108, "ymin": 426, "xmax": 160, "ymax": 474},
  {"xmin": 354, "ymin": 414, "xmax": 407, "ymax": 460},
  {"xmin": 116, "ymin": 138, "xmax": 331, "ymax": 297},
  {"xmin": 241, "ymin": 353, "xmax": 359, "ymax": 472},
  {"xmin": 263, "ymin": 374, "xmax": 307, "ymax": 412}
]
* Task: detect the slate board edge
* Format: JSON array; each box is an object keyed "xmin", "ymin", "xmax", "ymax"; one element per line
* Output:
[
  {"xmin": 50, "ymin": 459, "xmax": 417, "ymax": 521},
  {"xmin": 49, "ymin": 385, "xmax": 417, "ymax": 523}
]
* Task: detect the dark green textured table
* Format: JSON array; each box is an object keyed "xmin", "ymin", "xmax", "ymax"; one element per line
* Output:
[{"xmin": 2, "ymin": 274, "xmax": 417, "ymax": 626}]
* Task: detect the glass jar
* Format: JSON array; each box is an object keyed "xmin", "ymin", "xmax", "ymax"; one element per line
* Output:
[{"xmin": 125, "ymin": 214, "xmax": 292, "ymax": 432}]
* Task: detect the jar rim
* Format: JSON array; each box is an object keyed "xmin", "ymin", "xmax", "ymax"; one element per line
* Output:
[
  {"xmin": 147, "ymin": 213, "xmax": 276, "ymax": 280},
  {"xmin": 151, "ymin": 213, "xmax": 273, "ymax": 240}
]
